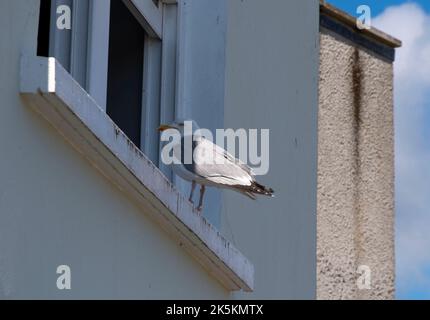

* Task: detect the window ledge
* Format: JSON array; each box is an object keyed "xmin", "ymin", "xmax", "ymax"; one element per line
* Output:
[{"xmin": 19, "ymin": 55, "xmax": 254, "ymax": 292}]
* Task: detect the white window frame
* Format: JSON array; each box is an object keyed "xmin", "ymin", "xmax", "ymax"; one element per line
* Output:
[
  {"xmin": 48, "ymin": 0, "xmax": 177, "ymax": 165},
  {"xmin": 86, "ymin": 0, "xmax": 111, "ymax": 111},
  {"xmin": 123, "ymin": 0, "xmax": 163, "ymax": 39},
  {"xmin": 49, "ymin": 0, "xmax": 111, "ymax": 110}
]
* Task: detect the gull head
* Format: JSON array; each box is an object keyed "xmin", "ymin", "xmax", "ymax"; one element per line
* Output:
[{"xmin": 158, "ymin": 119, "xmax": 200, "ymax": 136}]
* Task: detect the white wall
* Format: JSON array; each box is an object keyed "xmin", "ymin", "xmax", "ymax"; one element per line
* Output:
[
  {"xmin": 222, "ymin": 0, "xmax": 320, "ymax": 299},
  {"xmin": 0, "ymin": 0, "xmax": 320, "ymax": 299}
]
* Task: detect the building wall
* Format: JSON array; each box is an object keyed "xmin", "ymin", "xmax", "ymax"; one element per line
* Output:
[
  {"xmin": 317, "ymin": 29, "xmax": 395, "ymax": 299},
  {"xmin": 0, "ymin": 0, "xmax": 230, "ymax": 299},
  {"xmin": 222, "ymin": 0, "xmax": 319, "ymax": 299},
  {"xmin": 0, "ymin": 0, "xmax": 397, "ymax": 300}
]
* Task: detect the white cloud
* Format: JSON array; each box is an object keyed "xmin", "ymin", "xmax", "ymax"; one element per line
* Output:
[{"xmin": 374, "ymin": 3, "xmax": 430, "ymax": 298}]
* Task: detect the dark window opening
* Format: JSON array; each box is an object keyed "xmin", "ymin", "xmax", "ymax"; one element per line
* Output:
[
  {"xmin": 107, "ymin": 0, "xmax": 145, "ymax": 148},
  {"xmin": 37, "ymin": 0, "xmax": 52, "ymax": 57}
]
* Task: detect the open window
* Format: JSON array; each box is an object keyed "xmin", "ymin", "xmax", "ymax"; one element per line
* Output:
[
  {"xmin": 37, "ymin": 0, "xmax": 173, "ymax": 169},
  {"xmin": 106, "ymin": 0, "xmax": 146, "ymax": 150}
]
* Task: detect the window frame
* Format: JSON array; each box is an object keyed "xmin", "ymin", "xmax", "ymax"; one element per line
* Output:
[
  {"xmin": 45, "ymin": 0, "xmax": 177, "ymax": 167},
  {"xmin": 123, "ymin": 0, "xmax": 163, "ymax": 39},
  {"xmin": 86, "ymin": 0, "xmax": 111, "ymax": 111}
]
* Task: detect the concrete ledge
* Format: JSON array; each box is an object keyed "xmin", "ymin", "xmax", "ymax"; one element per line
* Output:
[{"xmin": 19, "ymin": 55, "xmax": 254, "ymax": 292}]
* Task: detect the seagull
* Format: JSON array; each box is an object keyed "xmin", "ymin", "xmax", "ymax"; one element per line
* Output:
[{"xmin": 158, "ymin": 120, "xmax": 274, "ymax": 212}]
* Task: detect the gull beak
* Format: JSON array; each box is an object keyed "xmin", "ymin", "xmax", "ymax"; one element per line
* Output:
[{"xmin": 158, "ymin": 124, "xmax": 173, "ymax": 132}]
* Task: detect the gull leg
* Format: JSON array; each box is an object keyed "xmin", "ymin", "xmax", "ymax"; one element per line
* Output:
[
  {"xmin": 197, "ymin": 185, "xmax": 206, "ymax": 213},
  {"xmin": 189, "ymin": 180, "xmax": 196, "ymax": 204}
]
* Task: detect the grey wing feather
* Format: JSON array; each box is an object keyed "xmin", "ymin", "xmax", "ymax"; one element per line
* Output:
[
  {"xmin": 178, "ymin": 136, "xmax": 274, "ymax": 198},
  {"xmin": 190, "ymin": 138, "xmax": 254, "ymax": 187}
]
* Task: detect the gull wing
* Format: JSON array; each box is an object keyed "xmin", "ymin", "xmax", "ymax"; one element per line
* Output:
[{"xmin": 184, "ymin": 137, "xmax": 254, "ymax": 187}]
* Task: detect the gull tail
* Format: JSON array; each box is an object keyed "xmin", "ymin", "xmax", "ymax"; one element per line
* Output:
[
  {"xmin": 250, "ymin": 181, "xmax": 275, "ymax": 198},
  {"xmin": 233, "ymin": 182, "xmax": 275, "ymax": 199}
]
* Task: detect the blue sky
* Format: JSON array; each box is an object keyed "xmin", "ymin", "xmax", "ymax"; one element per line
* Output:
[
  {"xmin": 328, "ymin": 0, "xmax": 430, "ymax": 16},
  {"xmin": 327, "ymin": 0, "xmax": 430, "ymax": 300}
]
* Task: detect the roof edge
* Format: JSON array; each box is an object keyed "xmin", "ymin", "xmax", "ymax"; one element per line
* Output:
[{"xmin": 320, "ymin": 0, "xmax": 402, "ymax": 48}]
